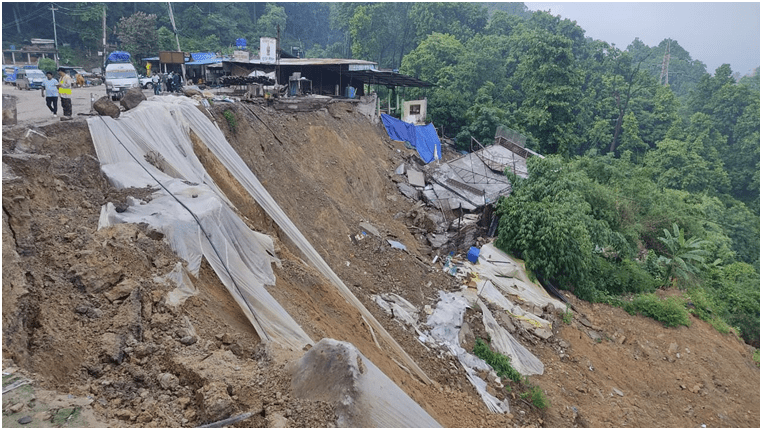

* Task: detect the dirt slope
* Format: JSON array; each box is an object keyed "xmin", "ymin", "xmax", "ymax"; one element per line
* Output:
[{"xmin": 2, "ymin": 99, "xmax": 759, "ymax": 428}]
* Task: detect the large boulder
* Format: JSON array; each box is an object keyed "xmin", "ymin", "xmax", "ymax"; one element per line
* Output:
[
  {"xmin": 93, "ymin": 96, "xmax": 120, "ymax": 118},
  {"xmin": 120, "ymin": 87, "xmax": 146, "ymax": 111},
  {"xmin": 183, "ymin": 88, "xmax": 202, "ymax": 98}
]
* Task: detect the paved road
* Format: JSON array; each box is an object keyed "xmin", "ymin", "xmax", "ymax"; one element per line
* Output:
[{"xmin": 2, "ymin": 83, "xmax": 155, "ymax": 127}]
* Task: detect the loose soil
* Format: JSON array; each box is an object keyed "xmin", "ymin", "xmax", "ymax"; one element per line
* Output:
[{"xmin": 2, "ymin": 95, "xmax": 759, "ymax": 427}]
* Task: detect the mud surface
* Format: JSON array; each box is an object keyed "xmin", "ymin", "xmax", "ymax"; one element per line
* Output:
[{"xmin": 2, "ymin": 98, "xmax": 759, "ymax": 427}]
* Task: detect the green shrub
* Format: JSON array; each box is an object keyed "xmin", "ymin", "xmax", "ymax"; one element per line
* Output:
[
  {"xmin": 562, "ymin": 305, "xmax": 572, "ymax": 324},
  {"xmin": 473, "ymin": 338, "xmax": 522, "ymax": 383},
  {"xmin": 521, "ymin": 385, "xmax": 550, "ymax": 409},
  {"xmin": 753, "ymin": 349, "xmax": 759, "ymax": 367},
  {"xmin": 623, "ymin": 293, "xmax": 691, "ymax": 328},
  {"xmin": 222, "ymin": 109, "xmax": 237, "ymax": 131},
  {"xmin": 591, "ymin": 256, "xmax": 659, "ymax": 295}
]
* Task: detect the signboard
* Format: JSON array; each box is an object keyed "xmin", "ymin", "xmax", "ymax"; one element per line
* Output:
[
  {"xmin": 260, "ymin": 37, "xmax": 277, "ymax": 64},
  {"xmin": 232, "ymin": 50, "xmax": 250, "ymax": 62},
  {"xmin": 159, "ymin": 51, "xmax": 187, "ymax": 64}
]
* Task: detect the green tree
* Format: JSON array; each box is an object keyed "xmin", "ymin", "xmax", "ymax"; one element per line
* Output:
[
  {"xmin": 38, "ymin": 58, "xmax": 56, "ymax": 74},
  {"xmin": 512, "ymin": 26, "xmax": 583, "ymax": 156},
  {"xmin": 618, "ymin": 111, "xmax": 648, "ymax": 161},
  {"xmin": 256, "ymin": 3, "xmax": 287, "ymax": 38},
  {"xmin": 409, "ymin": 2, "xmax": 488, "ymax": 45},
  {"xmin": 115, "ymin": 11, "xmax": 158, "ymax": 62}
]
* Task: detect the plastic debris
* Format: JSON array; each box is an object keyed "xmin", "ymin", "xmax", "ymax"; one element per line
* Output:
[
  {"xmin": 387, "ymin": 239, "xmax": 407, "ymax": 250},
  {"xmin": 424, "ymin": 291, "xmax": 509, "ymax": 414}
]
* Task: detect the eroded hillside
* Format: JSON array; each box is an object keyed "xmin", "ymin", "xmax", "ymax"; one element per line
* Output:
[{"xmin": 2, "ymin": 98, "xmax": 758, "ymax": 428}]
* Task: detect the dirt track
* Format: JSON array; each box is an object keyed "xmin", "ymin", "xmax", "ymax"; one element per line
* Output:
[{"xmin": 2, "ymin": 95, "xmax": 759, "ymax": 427}]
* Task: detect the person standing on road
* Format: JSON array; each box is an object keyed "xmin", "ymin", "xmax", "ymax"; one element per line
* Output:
[
  {"xmin": 173, "ymin": 72, "xmax": 181, "ymax": 93},
  {"xmin": 56, "ymin": 68, "xmax": 73, "ymax": 118},
  {"xmin": 166, "ymin": 71, "xmax": 174, "ymax": 93},
  {"xmin": 152, "ymin": 73, "xmax": 160, "ymax": 95},
  {"xmin": 42, "ymin": 71, "xmax": 59, "ymax": 116}
]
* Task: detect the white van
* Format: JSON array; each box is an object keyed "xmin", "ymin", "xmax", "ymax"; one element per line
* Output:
[{"xmin": 104, "ymin": 62, "xmax": 140, "ymax": 100}]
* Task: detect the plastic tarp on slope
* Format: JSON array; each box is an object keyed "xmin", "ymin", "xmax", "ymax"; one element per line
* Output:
[
  {"xmin": 87, "ymin": 99, "xmax": 313, "ymax": 352},
  {"xmin": 424, "ymin": 291, "xmax": 509, "ymax": 414},
  {"xmin": 381, "ymin": 113, "xmax": 441, "ymax": 164},
  {"xmin": 291, "ymin": 339, "xmax": 441, "ymax": 428},
  {"xmin": 176, "ymin": 99, "xmax": 432, "ymax": 385},
  {"xmin": 468, "ymin": 243, "xmax": 565, "ymax": 313}
]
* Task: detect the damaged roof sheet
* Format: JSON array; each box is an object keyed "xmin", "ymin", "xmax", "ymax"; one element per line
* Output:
[{"xmin": 425, "ymin": 144, "xmax": 533, "ymax": 210}]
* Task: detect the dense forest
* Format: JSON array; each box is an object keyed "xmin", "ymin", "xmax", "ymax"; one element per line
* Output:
[{"xmin": 3, "ymin": 2, "xmax": 759, "ymax": 345}]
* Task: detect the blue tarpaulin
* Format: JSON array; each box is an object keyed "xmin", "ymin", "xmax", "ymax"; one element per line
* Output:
[
  {"xmin": 381, "ymin": 114, "xmax": 441, "ymax": 164},
  {"xmin": 107, "ymin": 51, "xmax": 131, "ymax": 63}
]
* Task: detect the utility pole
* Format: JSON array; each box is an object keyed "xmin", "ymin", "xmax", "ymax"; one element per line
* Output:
[
  {"xmin": 659, "ymin": 39, "xmax": 671, "ymax": 86},
  {"xmin": 50, "ymin": 4, "xmax": 59, "ymax": 67},
  {"xmin": 102, "ymin": 5, "xmax": 107, "ymax": 68},
  {"xmin": 276, "ymin": 24, "xmax": 280, "ymax": 86},
  {"xmin": 167, "ymin": 2, "xmax": 185, "ymax": 78}
]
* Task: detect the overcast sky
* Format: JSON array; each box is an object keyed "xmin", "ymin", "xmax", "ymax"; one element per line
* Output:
[{"xmin": 524, "ymin": 2, "xmax": 760, "ymax": 76}]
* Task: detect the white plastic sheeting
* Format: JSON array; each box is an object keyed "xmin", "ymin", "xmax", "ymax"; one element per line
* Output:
[
  {"xmin": 424, "ymin": 291, "xmax": 509, "ymax": 414},
  {"xmin": 291, "ymin": 339, "xmax": 441, "ymax": 428},
  {"xmin": 88, "ymin": 99, "xmax": 313, "ymax": 352},
  {"xmin": 167, "ymin": 97, "xmax": 432, "ymax": 384},
  {"xmin": 469, "ymin": 243, "xmax": 565, "ymax": 312},
  {"xmin": 157, "ymin": 262, "xmax": 199, "ymax": 308},
  {"xmin": 478, "ymin": 279, "xmax": 552, "ymax": 332},
  {"xmin": 477, "ymin": 299, "xmax": 545, "ymax": 376},
  {"xmin": 372, "ymin": 293, "xmax": 419, "ymax": 327}
]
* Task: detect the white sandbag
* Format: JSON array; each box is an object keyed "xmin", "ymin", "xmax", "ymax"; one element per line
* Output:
[{"xmin": 291, "ymin": 339, "xmax": 441, "ymax": 428}]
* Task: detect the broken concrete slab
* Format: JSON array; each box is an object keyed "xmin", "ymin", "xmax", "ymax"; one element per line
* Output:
[
  {"xmin": 397, "ymin": 182, "xmax": 420, "ymax": 201},
  {"xmin": 407, "ymin": 168, "xmax": 425, "ymax": 188},
  {"xmin": 358, "ymin": 221, "xmax": 381, "ymax": 237}
]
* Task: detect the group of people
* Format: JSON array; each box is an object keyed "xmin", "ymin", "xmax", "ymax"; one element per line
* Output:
[
  {"xmin": 150, "ymin": 71, "xmax": 183, "ymax": 95},
  {"xmin": 41, "ymin": 68, "xmax": 73, "ymax": 119},
  {"xmin": 41, "ymin": 69, "xmax": 186, "ymax": 119}
]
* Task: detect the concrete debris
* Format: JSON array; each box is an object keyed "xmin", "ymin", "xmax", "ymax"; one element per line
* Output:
[
  {"xmin": 407, "ymin": 168, "xmax": 426, "ymax": 188},
  {"xmin": 398, "ymin": 182, "xmax": 421, "ymax": 200},
  {"xmin": 15, "ymin": 129, "xmax": 47, "ymax": 153},
  {"xmin": 358, "ymin": 221, "xmax": 381, "ymax": 238}
]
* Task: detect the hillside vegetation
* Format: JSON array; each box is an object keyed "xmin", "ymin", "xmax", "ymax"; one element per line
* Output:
[{"xmin": 4, "ymin": 0, "xmax": 759, "ymax": 360}]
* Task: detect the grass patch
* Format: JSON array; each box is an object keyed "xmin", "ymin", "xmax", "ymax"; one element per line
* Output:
[
  {"xmin": 473, "ymin": 338, "xmax": 522, "ymax": 383},
  {"xmin": 222, "ymin": 109, "xmax": 237, "ymax": 131},
  {"xmin": 52, "ymin": 407, "xmax": 80, "ymax": 426},
  {"xmin": 520, "ymin": 384, "xmax": 551, "ymax": 409},
  {"xmin": 753, "ymin": 349, "xmax": 760, "ymax": 367},
  {"xmin": 562, "ymin": 304, "xmax": 573, "ymax": 324},
  {"xmin": 474, "ymin": 338, "xmax": 550, "ymax": 410},
  {"xmin": 622, "ymin": 293, "xmax": 691, "ymax": 328}
]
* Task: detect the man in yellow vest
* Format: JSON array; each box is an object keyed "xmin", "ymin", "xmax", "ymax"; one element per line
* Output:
[{"xmin": 56, "ymin": 68, "xmax": 73, "ymax": 118}]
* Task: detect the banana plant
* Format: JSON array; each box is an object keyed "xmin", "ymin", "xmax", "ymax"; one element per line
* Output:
[{"xmin": 656, "ymin": 223, "xmax": 710, "ymax": 288}]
